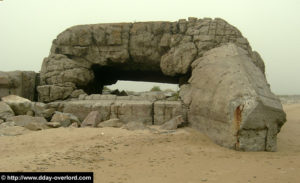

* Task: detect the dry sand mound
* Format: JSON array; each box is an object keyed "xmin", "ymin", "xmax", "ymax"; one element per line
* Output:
[{"xmin": 0, "ymin": 104, "xmax": 299, "ymax": 183}]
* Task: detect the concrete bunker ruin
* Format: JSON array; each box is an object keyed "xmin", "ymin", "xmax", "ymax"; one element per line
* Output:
[{"xmin": 36, "ymin": 17, "xmax": 286, "ymax": 151}]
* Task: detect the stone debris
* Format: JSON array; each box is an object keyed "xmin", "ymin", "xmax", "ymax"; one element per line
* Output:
[
  {"xmin": 24, "ymin": 121, "xmax": 49, "ymax": 131},
  {"xmin": 69, "ymin": 122, "xmax": 79, "ymax": 128},
  {"xmin": 51, "ymin": 112, "xmax": 80, "ymax": 127},
  {"xmin": 7, "ymin": 115, "xmax": 47, "ymax": 127},
  {"xmin": 0, "ymin": 101, "xmax": 15, "ymax": 121},
  {"xmin": 46, "ymin": 122, "xmax": 61, "ymax": 128},
  {"xmin": 160, "ymin": 115, "xmax": 185, "ymax": 130},
  {"xmin": 1, "ymin": 95, "xmax": 32, "ymax": 115},
  {"xmin": 0, "ymin": 121, "xmax": 16, "ymax": 128},
  {"xmin": 32, "ymin": 102, "xmax": 55, "ymax": 120},
  {"xmin": 0, "ymin": 126, "xmax": 30, "ymax": 136},
  {"xmin": 61, "ymin": 99, "xmax": 183, "ymax": 126},
  {"xmin": 81, "ymin": 111, "xmax": 102, "ymax": 127},
  {"xmin": 70, "ymin": 89, "xmax": 86, "ymax": 98},
  {"xmin": 97, "ymin": 118, "xmax": 123, "ymax": 128},
  {"xmin": 6, "ymin": 115, "xmax": 48, "ymax": 131}
]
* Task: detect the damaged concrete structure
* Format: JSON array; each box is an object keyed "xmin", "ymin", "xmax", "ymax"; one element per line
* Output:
[
  {"xmin": 0, "ymin": 17, "xmax": 286, "ymax": 151},
  {"xmin": 38, "ymin": 17, "xmax": 266, "ymax": 102},
  {"xmin": 0, "ymin": 71, "xmax": 37, "ymax": 101},
  {"xmin": 180, "ymin": 44, "xmax": 285, "ymax": 151}
]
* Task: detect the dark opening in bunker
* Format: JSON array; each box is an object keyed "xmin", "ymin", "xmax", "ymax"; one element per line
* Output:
[{"xmin": 79, "ymin": 64, "xmax": 186, "ymax": 95}]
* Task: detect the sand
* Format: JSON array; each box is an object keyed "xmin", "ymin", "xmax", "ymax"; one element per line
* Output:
[{"xmin": 0, "ymin": 104, "xmax": 299, "ymax": 183}]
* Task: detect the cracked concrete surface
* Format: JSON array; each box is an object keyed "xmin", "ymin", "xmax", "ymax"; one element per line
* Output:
[{"xmin": 0, "ymin": 17, "xmax": 286, "ymax": 151}]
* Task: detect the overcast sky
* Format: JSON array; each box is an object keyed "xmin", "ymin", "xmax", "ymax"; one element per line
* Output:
[{"xmin": 0, "ymin": 0, "xmax": 299, "ymax": 94}]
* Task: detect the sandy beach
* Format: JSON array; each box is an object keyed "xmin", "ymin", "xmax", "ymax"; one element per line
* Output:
[{"xmin": 0, "ymin": 104, "xmax": 299, "ymax": 183}]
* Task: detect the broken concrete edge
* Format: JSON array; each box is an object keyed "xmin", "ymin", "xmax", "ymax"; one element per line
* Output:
[
  {"xmin": 50, "ymin": 98, "xmax": 187, "ymax": 126},
  {"xmin": 1, "ymin": 44, "xmax": 286, "ymax": 152},
  {"xmin": 0, "ymin": 71, "xmax": 39, "ymax": 101},
  {"xmin": 228, "ymin": 99, "xmax": 285, "ymax": 152},
  {"xmin": 37, "ymin": 17, "xmax": 265, "ymax": 103},
  {"xmin": 238, "ymin": 99, "xmax": 286, "ymax": 152},
  {"xmin": 0, "ymin": 93, "xmax": 187, "ymax": 130},
  {"xmin": 181, "ymin": 44, "xmax": 286, "ymax": 152},
  {"xmin": 186, "ymin": 97, "xmax": 285, "ymax": 152},
  {"xmin": 0, "ymin": 98, "xmax": 186, "ymax": 136},
  {"xmin": 0, "ymin": 18, "xmax": 286, "ymax": 152},
  {"xmin": 0, "ymin": 44, "xmax": 286, "ymax": 152}
]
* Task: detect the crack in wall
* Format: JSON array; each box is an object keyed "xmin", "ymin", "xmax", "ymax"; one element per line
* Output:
[{"xmin": 234, "ymin": 104, "xmax": 244, "ymax": 150}]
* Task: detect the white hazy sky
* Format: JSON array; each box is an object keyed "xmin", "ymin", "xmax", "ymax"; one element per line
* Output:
[{"xmin": 0, "ymin": 0, "xmax": 299, "ymax": 94}]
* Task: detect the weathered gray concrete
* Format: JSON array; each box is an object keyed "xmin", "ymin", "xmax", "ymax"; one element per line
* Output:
[
  {"xmin": 38, "ymin": 18, "xmax": 264, "ymax": 102},
  {"xmin": 0, "ymin": 101, "xmax": 15, "ymax": 121},
  {"xmin": 0, "ymin": 17, "xmax": 286, "ymax": 151},
  {"xmin": 0, "ymin": 71, "xmax": 37, "ymax": 101},
  {"xmin": 180, "ymin": 43, "xmax": 286, "ymax": 151},
  {"xmin": 1, "ymin": 95, "xmax": 33, "ymax": 115}
]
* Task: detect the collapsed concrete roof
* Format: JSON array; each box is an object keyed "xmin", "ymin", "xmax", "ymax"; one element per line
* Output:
[{"xmin": 1, "ymin": 17, "xmax": 286, "ymax": 151}]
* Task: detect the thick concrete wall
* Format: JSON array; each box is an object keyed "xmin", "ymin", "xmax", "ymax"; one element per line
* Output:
[
  {"xmin": 180, "ymin": 44, "xmax": 286, "ymax": 151},
  {"xmin": 48, "ymin": 97, "xmax": 184, "ymax": 126},
  {"xmin": 0, "ymin": 71, "xmax": 37, "ymax": 101},
  {"xmin": 38, "ymin": 17, "xmax": 264, "ymax": 102}
]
